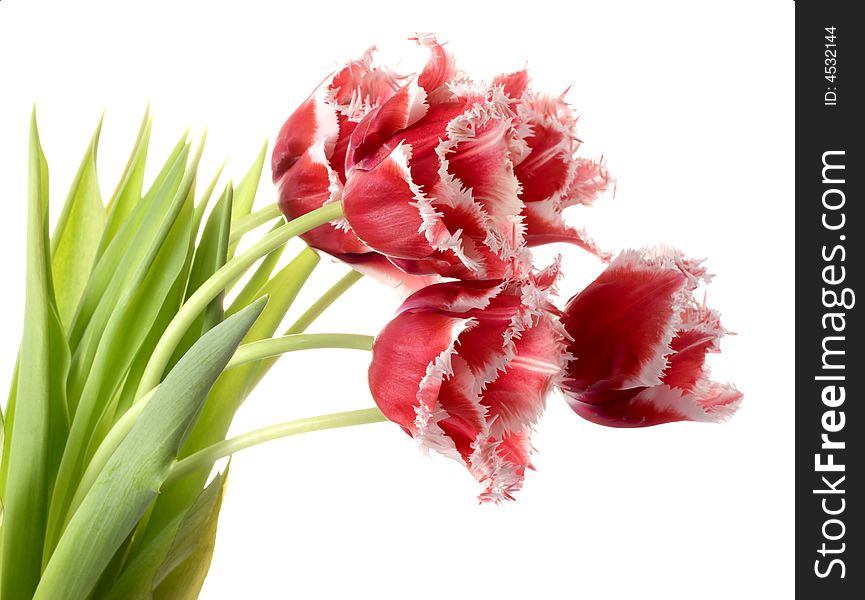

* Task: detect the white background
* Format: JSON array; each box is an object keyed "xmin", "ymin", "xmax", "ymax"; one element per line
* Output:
[{"xmin": 0, "ymin": 1, "xmax": 794, "ymax": 598}]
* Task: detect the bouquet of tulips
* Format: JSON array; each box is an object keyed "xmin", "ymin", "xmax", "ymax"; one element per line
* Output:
[{"xmin": 0, "ymin": 35, "xmax": 741, "ymax": 599}]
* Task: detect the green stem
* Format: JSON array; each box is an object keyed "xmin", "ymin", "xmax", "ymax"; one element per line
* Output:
[
  {"xmin": 229, "ymin": 202, "xmax": 283, "ymax": 245},
  {"xmin": 287, "ymin": 269, "xmax": 364, "ymax": 334},
  {"xmin": 243, "ymin": 270, "xmax": 365, "ymax": 392},
  {"xmin": 227, "ymin": 333, "xmax": 373, "ymax": 370},
  {"xmin": 166, "ymin": 408, "xmax": 386, "ymax": 484},
  {"xmin": 135, "ymin": 201, "xmax": 344, "ymax": 401}
]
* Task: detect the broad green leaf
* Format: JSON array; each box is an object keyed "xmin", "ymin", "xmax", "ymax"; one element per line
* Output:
[
  {"xmin": 1, "ymin": 111, "xmax": 70, "ymax": 600},
  {"xmin": 33, "ymin": 299, "xmax": 267, "ymax": 600},
  {"xmin": 84, "ymin": 193, "xmax": 199, "ymax": 465},
  {"xmin": 97, "ymin": 109, "xmax": 152, "ymax": 261},
  {"xmin": 44, "ymin": 141, "xmax": 203, "ymax": 561},
  {"xmin": 227, "ymin": 141, "xmax": 267, "ymax": 257},
  {"xmin": 152, "ymin": 468, "xmax": 229, "ymax": 599},
  {"xmin": 50, "ymin": 118, "xmax": 106, "ymax": 330},
  {"xmin": 104, "ymin": 467, "xmax": 229, "ymax": 600},
  {"xmin": 139, "ymin": 247, "xmax": 318, "ymax": 546}
]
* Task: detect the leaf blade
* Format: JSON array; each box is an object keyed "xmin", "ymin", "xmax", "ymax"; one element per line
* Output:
[
  {"xmin": 50, "ymin": 118, "xmax": 106, "ymax": 330},
  {"xmin": 0, "ymin": 111, "xmax": 69, "ymax": 600},
  {"xmin": 33, "ymin": 299, "xmax": 267, "ymax": 600}
]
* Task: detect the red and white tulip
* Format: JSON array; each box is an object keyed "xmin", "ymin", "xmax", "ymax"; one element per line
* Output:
[
  {"xmin": 559, "ymin": 247, "xmax": 742, "ymax": 427},
  {"xmin": 368, "ymin": 264, "xmax": 568, "ymax": 502}
]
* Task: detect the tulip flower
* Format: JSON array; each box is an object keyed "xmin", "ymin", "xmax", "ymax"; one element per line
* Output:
[
  {"xmin": 274, "ymin": 35, "xmax": 614, "ymax": 287},
  {"xmin": 272, "ymin": 44, "xmax": 438, "ymax": 290},
  {"xmin": 559, "ymin": 247, "xmax": 742, "ymax": 427},
  {"xmin": 367, "ymin": 264, "xmax": 568, "ymax": 502}
]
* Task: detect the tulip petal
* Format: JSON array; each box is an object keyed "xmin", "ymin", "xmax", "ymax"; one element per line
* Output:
[
  {"xmin": 345, "ymin": 144, "xmax": 487, "ymax": 277},
  {"xmin": 413, "ymin": 33, "xmax": 457, "ymax": 99},
  {"xmin": 343, "ymin": 144, "xmax": 438, "ymax": 259},
  {"xmin": 562, "ymin": 249, "xmax": 708, "ymax": 393},
  {"xmin": 493, "ymin": 69, "xmax": 530, "ymax": 100},
  {"xmin": 332, "ymin": 252, "xmax": 440, "ymax": 296},
  {"xmin": 369, "ymin": 311, "xmax": 474, "ymax": 429},
  {"xmin": 326, "ymin": 46, "xmax": 406, "ymax": 120},
  {"xmin": 440, "ymin": 95, "xmax": 526, "ymax": 256},
  {"xmin": 276, "ymin": 143, "xmax": 369, "ymax": 255},
  {"xmin": 567, "ymin": 381, "xmax": 743, "ymax": 428},
  {"xmin": 398, "ymin": 279, "xmax": 503, "ymax": 313},
  {"xmin": 330, "ymin": 114, "xmax": 358, "ymax": 183},
  {"xmin": 522, "ymin": 200, "xmax": 610, "ymax": 259},
  {"xmin": 272, "ymin": 95, "xmax": 338, "ymax": 182},
  {"xmin": 469, "ymin": 426, "xmax": 533, "ymax": 503},
  {"xmin": 662, "ymin": 306, "xmax": 726, "ymax": 393},
  {"xmin": 428, "ymin": 167, "xmax": 528, "ymax": 279},
  {"xmin": 480, "ymin": 312, "xmax": 566, "ymax": 433},
  {"xmin": 562, "ymin": 158, "xmax": 613, "ymax": 208},
  {"xmin": 346, "ymin": 82, "xmax": 428, "ymax": 172},
  {"xmin": 353, "ymin": 99, "xmax": 469, "ymax": 189},
  {"xmin": 514, "ymin": 121, "xmax": 572, "ymax": 204}
]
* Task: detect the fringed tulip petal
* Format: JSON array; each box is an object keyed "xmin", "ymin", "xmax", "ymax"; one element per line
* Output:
[
  {"xmin": 522, "ymin": 200, "xmax": 610, "ymax": 259},
  {"xmin": 413, "ymin": 33, "xmax": 458, "ymax": 100},
  {"xmin": 493, "ymin": 69, "xmax": 531, "ymax": 101},
  {"xmin": 344, "ymin": 144, "xmax": 452, "ymax": 260},
  {"xmin": 346, "ymin": 83, "xmax": 429, "ymax": 172}
]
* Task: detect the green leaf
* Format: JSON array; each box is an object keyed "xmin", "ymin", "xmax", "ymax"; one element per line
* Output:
[
  {"xmin": 152, "ymin": 467, "xmax": 229, "ymax": 599},
  {"xmin": 97, "ymin": 109, "xmax": 152, "ymax": 261},
  {"xmin": 104, "ymin": 467, "xmax": 229, "ymax": 600},
  {"xmin": 50, "ymin": 118, "xmax": 106, "ymax": 330},
  {"xmin": 33, "ymin": 299, "xmax": 267, "ymax": 600},
  {"xmin": 138, "ymin": 247, "xmax": 318, "ymax": 547},
  {"xmin": 227, "ymin": 141, "xmax": 267, "ymax": 257},
  {"xmin": 84, "ymin": 192, "xmax": 198, "ymax": 465},
  {"xmin": 192, "ymin": 161, "xmax": 226, "ymax": 230},
  {"xmin": 224, "ymin": 221, "xmax": 286, "ymax": 316},
  {"xmin": 69, "ymin": 132, "xmax": 188, "ymax": 353},
  {"xmin": 171, "ymin": 184, "xmax": 233, "ymax": 368},
  {"xmin": 0, "ymin": 360, "xmax": 18, "ymax": 506},
  {"xmin": 0, "ymin": 110, "xmax": 70, "ymax": 600},
  {"xmin": 44, "ymin": 139, "xmax": 203, "ymax": 562}
]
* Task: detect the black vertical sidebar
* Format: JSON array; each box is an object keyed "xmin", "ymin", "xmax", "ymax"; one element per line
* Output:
[{"xmin": 796, "ymin": 1, "xmax": 863, "ymax": 597}]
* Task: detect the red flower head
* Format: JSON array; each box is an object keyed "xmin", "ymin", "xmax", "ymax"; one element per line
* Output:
[
  {"xmin": 368, "ymin": 263, "xmax": 568, "ymax": 502},
  {"xmin": 559, "ymin": 248, "xmax": 742, "ymax": 427},
  {"xmin": 274, "ymin": 35, "xmax": 615, "ymax": 286},
  {"xmin": 272, "ymin": 44, "xmax": 438, "ymax": 291},
  {"xmin": 494, "ymin": 70, "xmax": 614, "ymax": 259}
]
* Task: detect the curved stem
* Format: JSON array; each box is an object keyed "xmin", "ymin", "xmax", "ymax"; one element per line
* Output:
[
  {"xmin": 229, "ymin": 202, "xmax": 282, "ymax": 245},
  {"xmin": 242, "ymin": 270, "xmax": 366, "ymax": 392},
  {"xmin": 287, "ymin": 269, "xmax": 364, "ymax": 334},
  {"xmin": 227, "ymin": 334, "xmax": 373, "ymax": 370},
  {"xmin": 135, "ymin": 201, "xmax": 344, "ymax": 401},
  {"xmin": 166, "ymin": 408, "xmax": 386, "ymax": 484}
]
